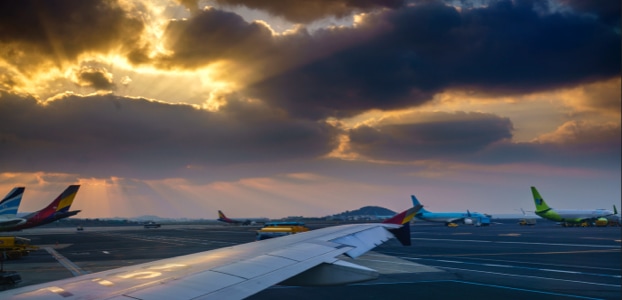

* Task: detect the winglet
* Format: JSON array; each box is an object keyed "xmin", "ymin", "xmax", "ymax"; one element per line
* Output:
[
  {"xmin": 383, "ymin": 204, "xmax": 422, "ymax": 246},
  {"xmin": 383, "ymin": 204, "xmax": 421, "ymax": 225}
]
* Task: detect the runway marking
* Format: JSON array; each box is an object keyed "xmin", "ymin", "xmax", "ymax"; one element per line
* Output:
[
  {"xmin": 410, "ymin": 237, "xmax": 621, "ymax": 248},
  {"xmin": 270, "ymin": 280, "xmax": 602, "ymax": 299},
  {"xmin": 44, "ymin": 247, "xmax": 89, "ymax": 277},
  {"xmin": 436, "ymin": 265, "xmax": 621, "ymax": 288},
  {"xmin": 449, "ymin": 280, "xmax": 604, "ymax": 300},
  {"xmin": 427, "ymin": 255, "xmax": 622, "ymax": 272},
  {"xmin": 352, "ymin": 280, "xmax": 604, "ymax": 299},
  {"xmin": 92, "ymin": 232, "xmax": 239, "ymax": 246},
  {"xmin": 581, "ymin": 237, "xmax": 618, "ymax": 241},
  {"xmin": 404, "ymin": 257, "xmax": 621, "ymax": 279},
  {"xmin": 384, "ymin": 248, "xmax": 619, "ymax": 259}
]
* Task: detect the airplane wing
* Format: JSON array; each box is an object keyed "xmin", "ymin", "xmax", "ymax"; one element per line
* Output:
[{"xmin": 1, "ymin": 206, "xmax": 420, "ymax": 300}]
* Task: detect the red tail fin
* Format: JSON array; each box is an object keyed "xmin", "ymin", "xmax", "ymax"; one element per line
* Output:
[
  {"xmin": 383, "ymin": 204, "xmax": 422, "ymax": 246},
  {"xmin": 383, "ymin": 204, "xmax": 422, "ymax": 225}
]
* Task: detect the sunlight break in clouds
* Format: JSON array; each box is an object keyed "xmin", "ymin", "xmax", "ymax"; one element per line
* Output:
[{"xmin": 0, "ymin": 0, "xmax": 619, "ymax": 218}]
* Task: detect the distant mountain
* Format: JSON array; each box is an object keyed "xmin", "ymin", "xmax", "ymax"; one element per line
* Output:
[
  {"xmin": 133, "ymin": 215, "xmax": 169, "ymax": 222},
  {"xmin": 332, "ymin": 206, "xmax": 396, "ymax": 218}
]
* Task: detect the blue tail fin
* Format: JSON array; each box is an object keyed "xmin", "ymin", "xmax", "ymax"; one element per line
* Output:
[
  {"xmin": 410, "ymin": 195, "xmax": 428, "ymax": 213},
  {"xmin": 0, "ymin": 187, "xmax": 25, "ymax": 216}
]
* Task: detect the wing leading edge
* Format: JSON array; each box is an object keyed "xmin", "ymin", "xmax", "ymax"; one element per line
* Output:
[{"xmin": 2, "ymin": 206, "xmax": 421, "ymax": 300}]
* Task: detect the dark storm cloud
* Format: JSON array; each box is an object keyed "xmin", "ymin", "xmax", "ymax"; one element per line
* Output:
[
  {"xmin": 560, "ymin": 0, "xmax": 620, "ymax": 26},
  {"xmin": 348, "ymin": 112, "xmax": 513, "ymax": 160},
  {"xmin": 1, "ymin": 1, "xmax": 619, "ymax": 121},
  {"xmin": 73, "ymin": 67, "xmax": 116, "ymax": 90},
  {"xmin": 245, "ymin": 0, "xmax": 620, "ymax": 119},
  {"xmin": 0, "ymin": 91, "xmax": 339, "ymax": 178},
  {"xmin": 159, "ymin": 7, "xmax": 274, "ymax": 68},
  {"xmin": 213, "ymin": 0, "xmax": 405, "ymax": 23},
  {"xmin": 473, "ymin": 124, "xmax": 621, "ymax": 170},
  {"xmin": 346, "ymin": 113, "xmax": 620, "ymax": 170},
  {"xmin": 0, "ymin": 0, "xmax": 143, "ymax": 70}
]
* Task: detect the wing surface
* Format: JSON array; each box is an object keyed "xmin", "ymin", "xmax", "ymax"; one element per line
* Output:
[{"xmin": 2, "ymin": 223, "xmax": 403, "ymax": 300}]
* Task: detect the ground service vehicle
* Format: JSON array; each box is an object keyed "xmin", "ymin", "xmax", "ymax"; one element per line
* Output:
[
  {"xmin": 143, "ymin": 222, "xmax": 161, "ymax": 228},
  {"xmin": 256, "ymin": 222, "xmax": 310, "ymax": 240},
  {"xmin": 0, "ymin": 237, "xmax": 38, "ymax": 260},
  {"xmin": 594, "ymin": 218, "xmax": 608, "ymax": 227},
  {"xmin": 518, "ymin": 218, "xmax": 537, "ymax": 226}
]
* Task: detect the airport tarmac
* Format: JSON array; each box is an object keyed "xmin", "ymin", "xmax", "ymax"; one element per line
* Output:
[{"xmin": 1, "ymin": 220, "xmax": 620, "ymax": 299}]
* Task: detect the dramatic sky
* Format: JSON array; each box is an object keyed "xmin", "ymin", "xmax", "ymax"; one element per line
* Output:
[{"xmin": 1, "ymin": 0, "xmax": 620, "ymax": 219}]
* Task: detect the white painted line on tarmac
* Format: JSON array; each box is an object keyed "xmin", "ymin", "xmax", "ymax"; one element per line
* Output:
[
  {"xmin": 438, "ymin": 266, "xmax": 621, "ymax": 287},
  {"xmin": 44, "ymin": 247, "xmax": 89, "ymax": 277},
  {"xmin": 411, "ymin": 237, "xmax": 621, "ymax": 248}
]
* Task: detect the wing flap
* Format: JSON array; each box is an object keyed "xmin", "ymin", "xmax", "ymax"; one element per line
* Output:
[
  {"xmin": 280, "ymin": 259, "xmax": 379, "ymax": 286},
  {"xmin": 199, "ymin": 247, "xmax": 350, "ymax": 300},
  {"xmin": 211, "ymin": 254, "xmax": 296, "ymax": 279},
  {"xmin": 330, "ymin": 225, "xmax": 395, "ymax": 258},
  {"xmin": 268, "ymin": 242, "xmax": 340, "ymax": 261}
]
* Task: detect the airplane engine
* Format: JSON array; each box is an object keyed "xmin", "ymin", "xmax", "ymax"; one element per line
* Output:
[{"xmin": 464, "ymin": 218, "xmax": 473, "ymax": 225}]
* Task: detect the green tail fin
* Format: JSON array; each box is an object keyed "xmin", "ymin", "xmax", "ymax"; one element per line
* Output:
[
  {"xmin": 614, "ymin": 205, "xmax": 618, "ymax": 215},
  {"xmin": 531, "ymin": 186, "xmax": 551, "ymax": 212}
]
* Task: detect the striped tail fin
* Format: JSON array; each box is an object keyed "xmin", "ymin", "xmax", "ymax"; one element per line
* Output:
[
  {"xmin": 383, "ymin": 204, "xmax": 423, "ymax": 246},
  {"xmin": 0, "ymin": 187, "xmax": 25, "ymax": 216},
  {"xmin": 218, "ymin": 210, "xmax": 236, "ymax": 223},
  {"xmin": 45, "ymin": 185, "xmax": 80, "ymax": 213}
]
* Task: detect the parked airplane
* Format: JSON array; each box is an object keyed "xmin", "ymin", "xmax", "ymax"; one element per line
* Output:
[
  {"xmin": 1, "ymin": 185, "xmax": 82, "ymax": 231},
  {"xmin": 606, "ymin": 205, "xmax": 621, "ymax": 225},
  {"xmin": 0, "ymin": 187, "xmax": 27, "ymax": 229},
  {"xmin": 217, "ymin": 210, "xmax": 269, "ymax": 225},
  {"xmin": 531, "ymin": 186, "xmax": 614, "ymax": 226},
  {"xmin": 0, "ymin": 205, "xmax": 422, "ymax": 299},
  {"xmin": 411, "ymin": 195, "xmax": 491, "ymax": 226}
]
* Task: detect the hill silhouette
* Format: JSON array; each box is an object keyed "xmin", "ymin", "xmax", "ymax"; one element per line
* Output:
[{"xmin": 332, "ymin": 206, "xmax": 396, "ymax": 218}]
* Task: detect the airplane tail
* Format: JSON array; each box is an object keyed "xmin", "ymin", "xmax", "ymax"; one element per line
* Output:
[
  {"xmin": 0, "ymin": 187, "xmax": 25, "ymax": 216},
  {"xmin": 530, "ymin": 186, "xmax": 551, "ymax": 213},
  {"xmin": 410, "ymin": 195, "xmax": 429, "ymax": 213},
  {"xmin": 383, "ymin": 204, "xmax": 423, "ymax": 246},
  {"xmin": 218, "ymin": 210, "xmax": 234, "ymax": 223},
  {"xmin": 614, "ymin": 205, "xmax": 618, "ymax": 215},
  {"xmin": 44, "ymin": 185, "xmax": 80, "ymax": 213}
]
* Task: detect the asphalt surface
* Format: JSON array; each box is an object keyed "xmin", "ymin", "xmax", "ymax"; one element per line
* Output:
[{"xmin": 1, "ymin": 220, "xmax": 620, "ymax": 299}]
